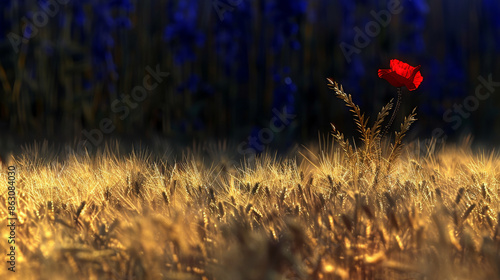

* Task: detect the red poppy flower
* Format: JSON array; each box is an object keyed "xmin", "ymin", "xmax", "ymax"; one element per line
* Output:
[{"xmin": 378, "ymin": 59, "xmax": 423, "ymax": 91}]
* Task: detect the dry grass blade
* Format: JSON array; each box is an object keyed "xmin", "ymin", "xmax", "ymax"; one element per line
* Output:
[
  {"xmin": 251, "ymin": 182, "xmax": 260, "ymax": 195},
  {"xmin": 218, "ymin": 201, "xmax": 225, "ymax": 218},
  {"xmin": 162, "ymin": 191, "xmax": 170, "ymax": 205},
  {"xmin": 75, "ymin": 201, "xmax": 86, "ymax": 221},
  {"xmin": 328, "ymin": 81, "xmax": 371, "ymax": 148},
  {"xmin": 371, "ymin": 99, "xmax": 394, "ymax": 161},
  {"xmin": 455, "ymin": 187, "xmax": 465, "ymax": 206},
  {"xmin": 387, "ymin": 107, "xmax": 418, "ymax": 171},
  {"xmin": 462, "ymin": 204, "xmax": 476, "ymax": 223},
  {"xmin": 371, "ymin": 100, "xmax": 394, "ymax": 140},
  {"xmin": 332, "ymin": 126, "xmax": 354, "ymax": 160}
]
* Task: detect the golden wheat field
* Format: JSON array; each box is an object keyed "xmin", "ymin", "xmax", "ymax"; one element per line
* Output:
[
  {"xmin": 0, "ymin": 84, "xmax": 498, "ymax": 280},
  {"xmin": 0, "ymin": 135, "xmax": 499, "ymax": 280}
]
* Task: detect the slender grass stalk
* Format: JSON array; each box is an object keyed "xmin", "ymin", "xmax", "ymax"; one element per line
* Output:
[
  {"xmin": 380, "ymin": 87, "xmax": 403, "ymax": 142},
  {"xmin": 373, "ymin": 87, "xmax": 403, "ymax": 186}
]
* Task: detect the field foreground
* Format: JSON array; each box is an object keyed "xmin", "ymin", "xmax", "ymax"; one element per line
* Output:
[{"xmin": 1, "ymin": 141, "xmax": 500, "ymax": 280}]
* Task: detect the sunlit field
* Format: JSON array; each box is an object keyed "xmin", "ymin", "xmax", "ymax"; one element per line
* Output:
[
  {"xmin": 1, "ymin": 83, "xmax": 499, "ymax": 280},
  {"xmin": 2, "ymin": 1, "xmax": 500, "ymax": 279},
  {"xmin": 1, "ymin": 138, "xmax": 499, "ymax": 280}
]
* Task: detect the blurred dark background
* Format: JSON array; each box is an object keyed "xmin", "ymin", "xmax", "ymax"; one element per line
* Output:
[{"xmin": 0, "ymin": 0, "xmax": 499, "ymax": 153}]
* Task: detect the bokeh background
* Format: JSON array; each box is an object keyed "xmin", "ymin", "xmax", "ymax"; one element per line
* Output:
[{"xmin": 0, "ymin": 0, "xmax": 499, "ymax": 153}]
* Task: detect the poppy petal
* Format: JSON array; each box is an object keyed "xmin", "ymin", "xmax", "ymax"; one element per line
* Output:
[
  {"xmin": 379, "ymin": 59, "xmax": 423, "ymax": 91},
  {"xmin": 377, "ymin": 69, "xmax": 392, "ymax": 78},
  {"xmin": 408, "ymin": 71, "xmax": 423, "ymax": 91},
  {"xmin": 378, "ymin": 70, "xmax": 405, "ymax": 88},
  {"xmin": 390, "ymin": 59, "xmax": 417, "ymax": 80}
]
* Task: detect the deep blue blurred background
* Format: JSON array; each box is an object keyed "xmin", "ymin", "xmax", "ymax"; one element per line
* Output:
[{"xmin": 0, "ymin": 0, "xmax": 499, "ymax": 152}]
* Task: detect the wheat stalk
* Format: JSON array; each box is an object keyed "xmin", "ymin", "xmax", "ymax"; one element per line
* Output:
[
  {"xmin": 328, "ymin": 80, "xmax": 371, "ymax": 149},
  {"xmin": 386, "ymin": 107, "xmax": 418, "ymax": 172}
]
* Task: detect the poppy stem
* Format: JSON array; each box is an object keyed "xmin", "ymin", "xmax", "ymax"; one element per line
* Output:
[
  {"xmin": 381, "ymin": 87, "xmax": 402, "ymax": 140},
  {"xmin": 373, "ymin": 87, "xmax": 403, "ymax": 188}
]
